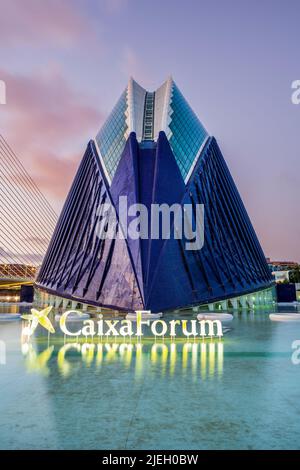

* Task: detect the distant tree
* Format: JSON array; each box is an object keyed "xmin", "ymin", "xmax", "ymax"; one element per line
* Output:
[{"xmin": 289, "ymin": 266, "xmax": 300, "ymax": 283}]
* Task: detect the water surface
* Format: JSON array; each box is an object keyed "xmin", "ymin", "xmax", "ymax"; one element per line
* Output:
[{"xmin": 0, "ymin": 307, "xmax": 299, "ymax": 449}]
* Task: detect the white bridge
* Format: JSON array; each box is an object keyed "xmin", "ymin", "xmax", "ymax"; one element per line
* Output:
[{"xmin": 0, "ymin": 134, "xmax": 57, "ymax": 296}]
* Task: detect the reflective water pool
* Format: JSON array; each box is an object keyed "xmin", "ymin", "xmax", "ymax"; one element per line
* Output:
[{"xmin": 0, "ymin": 307, "xmax": 299, "ymax": 449}]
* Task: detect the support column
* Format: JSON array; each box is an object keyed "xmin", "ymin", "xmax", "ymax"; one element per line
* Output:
[
  {"xmin": 42, "ymin": 292, "xmax": 48, "ymax": 306},
  {"xmin": 37, "ymin": 290, "xmax": 42, "ymax": 307},
  {"xmin": 42, "ymin": 290, "xmax": 47, "ymax": 307},
  {"xmin": 268, "ymin": 289, "xmax": 274, "ymax": 304},
  {"xmin": 247, "ymin": 295, "xmax": 254, "ymax": 309},
  {"xmin": 255, "ymin": 292, "xmax": 262, "ymax": 308},
  {"xmin": 208, "ymin": 303, "xmax": 215, "ymax": 311},
  {"xmin": 221, "ymin": 300, "xmax": 228, "ymax": 310},
  {"xmin": 262, "ymin": 290, "xmax": 268, "ymax": 307},
  {"xmin": 239, "ymin": 295, "xmax": 248, "ymax": 309},
  {"xmin": 55, "ymin": 296, "xmax": 62, "ymax": 309}
]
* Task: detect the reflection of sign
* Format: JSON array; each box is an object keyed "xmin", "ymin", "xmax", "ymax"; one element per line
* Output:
[
  {"xmin": 59, "ymin": 310, "xmax": 223, "ymax": 339},
  {"xmin": 22, "ymin": 341, "xmax": 224, "ymax": 379},
  {"xmin": 21, "ymin": 343, "xmax": 54, "ymax": 376}
]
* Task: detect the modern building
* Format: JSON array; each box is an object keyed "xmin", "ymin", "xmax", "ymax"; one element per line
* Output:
[
  {"xmin": 36, "ymin": 78, "xmax": 274, "ymax": 312},
  {"xmin": 266, "ymin": 258, "xmax": 299, "ymax": 284},
  {"xmin": 266, "ymin": 258, "xmax": 299, "ymax": 272}
]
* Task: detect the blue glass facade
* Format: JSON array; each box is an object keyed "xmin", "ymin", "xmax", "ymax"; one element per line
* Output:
[
  {"xmin": 168, "ymin": 83, "xmax": 208, "ymax": 181},
  {"xmin": 37, "ymin": 133, "xmax": 274, "ymax": 312},
  {"xmin": 95, "ymin": 79, "xmax": 209, "ymax": 184},
  {"xmin": 95, "ymin": 89, "xmax": 128, "ymax": 181},
  {"xmin": 35, "ymin": 77, "xmax": 273, "ymax": 311}
]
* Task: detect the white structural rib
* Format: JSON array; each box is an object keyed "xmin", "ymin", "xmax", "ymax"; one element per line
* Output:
[
  {"xmin": 127, "ymin": 78, "xmax": 147, "ymax": 141},
  {"xmin": 184, "ymin": 135, "xmax": 210, "ymax": 184},
  {"xmin": 154, "ymin": 76, "xmax": 173, "ymax": 140},
  {"xmin": 94, "ymin": 77, "xmax": 210, "ymax": 184},
  {"xmin": 127, "ymin": 78, "xmax": 135, "ymax": 136},
  {"xmin": 93, "ymin": 138, "xmax": 112, "ymax": 185}
]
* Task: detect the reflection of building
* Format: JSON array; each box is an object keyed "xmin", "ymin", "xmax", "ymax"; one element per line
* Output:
[{"xmin": 36, "ymin": 78, "xmax": 274, "ymax": 312}]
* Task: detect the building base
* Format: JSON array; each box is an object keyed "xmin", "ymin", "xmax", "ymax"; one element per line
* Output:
[{"xmin": 34, "ymin": 286, "xmax": 276, "ymax": 315}]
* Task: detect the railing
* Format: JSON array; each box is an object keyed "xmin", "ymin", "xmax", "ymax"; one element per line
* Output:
[{"xmin": 142, "ymin": 92, "xmax": 155, "ymax": 140}]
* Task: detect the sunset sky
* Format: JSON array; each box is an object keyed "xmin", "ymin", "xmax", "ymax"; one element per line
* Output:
[{"xmin": 0, "ymin": 0, "xmax": 299, "ymax": 261}]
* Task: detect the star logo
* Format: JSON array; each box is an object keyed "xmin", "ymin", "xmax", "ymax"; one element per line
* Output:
[{"xmin": 21, "ymin": 306, "xmax": 55, "ymax": 336}]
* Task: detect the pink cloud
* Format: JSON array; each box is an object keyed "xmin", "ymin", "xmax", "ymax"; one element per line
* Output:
[
  {"xmin": 0, "ymin": 67, "xmax": 104, "ymax": 210},
  {"xmin": 104, "ymin": 0, "xmax": 129, "ymax": 14},
  {"xmin": 32, "ymin": 149, "xmax": 81, "ymax": 201},
  {"xmin": 0, "ymin": 0, "xmax": 92, "ymax": 47},
  {"xmin": 1, "ymin": 69, "xmax": 102, "ymax": 146}
]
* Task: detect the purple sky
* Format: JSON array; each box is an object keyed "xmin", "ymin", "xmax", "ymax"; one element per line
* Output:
[{"xmin": 0, "ymin": 0, "xmax": 299, "ymax": 261}]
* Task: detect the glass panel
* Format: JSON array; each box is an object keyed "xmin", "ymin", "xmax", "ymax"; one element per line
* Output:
[
  {"xmin": 95, "ymin": 89, "xmax": 128, "ymax": 181},
  {"xmin": 168, "ymin": 83, "xmax": 208, "ymax": 180}
]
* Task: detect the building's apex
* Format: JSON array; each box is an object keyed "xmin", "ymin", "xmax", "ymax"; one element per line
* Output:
[
  {"xmin": 96, "ymin": 77, "xmax": 208, "ymax": 183},
  {"xmin": 127, "ymin": 76, "xmax": 174, "ymax": 94}
]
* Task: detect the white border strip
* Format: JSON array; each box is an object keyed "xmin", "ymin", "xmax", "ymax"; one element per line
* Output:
[
  {"xmin": 93, "ymin": 138, "xmax": 112, "ymax": 186},
  {"xmin": 161, "ymin": 76, "xmax": 173, "ymax": 135},
  {"xmin": 184, "ymin": 135, "xmax": 210, "ymax": 184},
  {"xmin": 127, "ymin": 77, "xmax": 135, "ymax": 134}
]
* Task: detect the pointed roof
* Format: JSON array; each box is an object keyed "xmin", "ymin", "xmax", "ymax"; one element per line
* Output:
[
  {"xmin": 37, "ymin": 134, "xmax": 273, "ymax": 312},
  {"xmin": 95, "ymin": 78, "xmax": 209, "ymax": 183}
]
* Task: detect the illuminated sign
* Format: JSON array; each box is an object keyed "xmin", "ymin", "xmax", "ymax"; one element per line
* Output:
[
  {"xmin": 21, "ymin": 306, "xmax": 55, "ymax": 336},
  {"xmin": 59, "ymin": 310, "xmax": 223, "ymax": 339},
  {"xmin": 21, "ymin": 308, "xmax": 223, "ymax": 340}
]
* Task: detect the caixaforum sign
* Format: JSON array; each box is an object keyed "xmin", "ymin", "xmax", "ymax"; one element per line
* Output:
[
  {"xmin": 57, "ymin": 309, "xmax": 223, "ymax": 339},
  {"xmin": 22, "ymin": 308, "xmax": 223, "ymax": 339}
]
